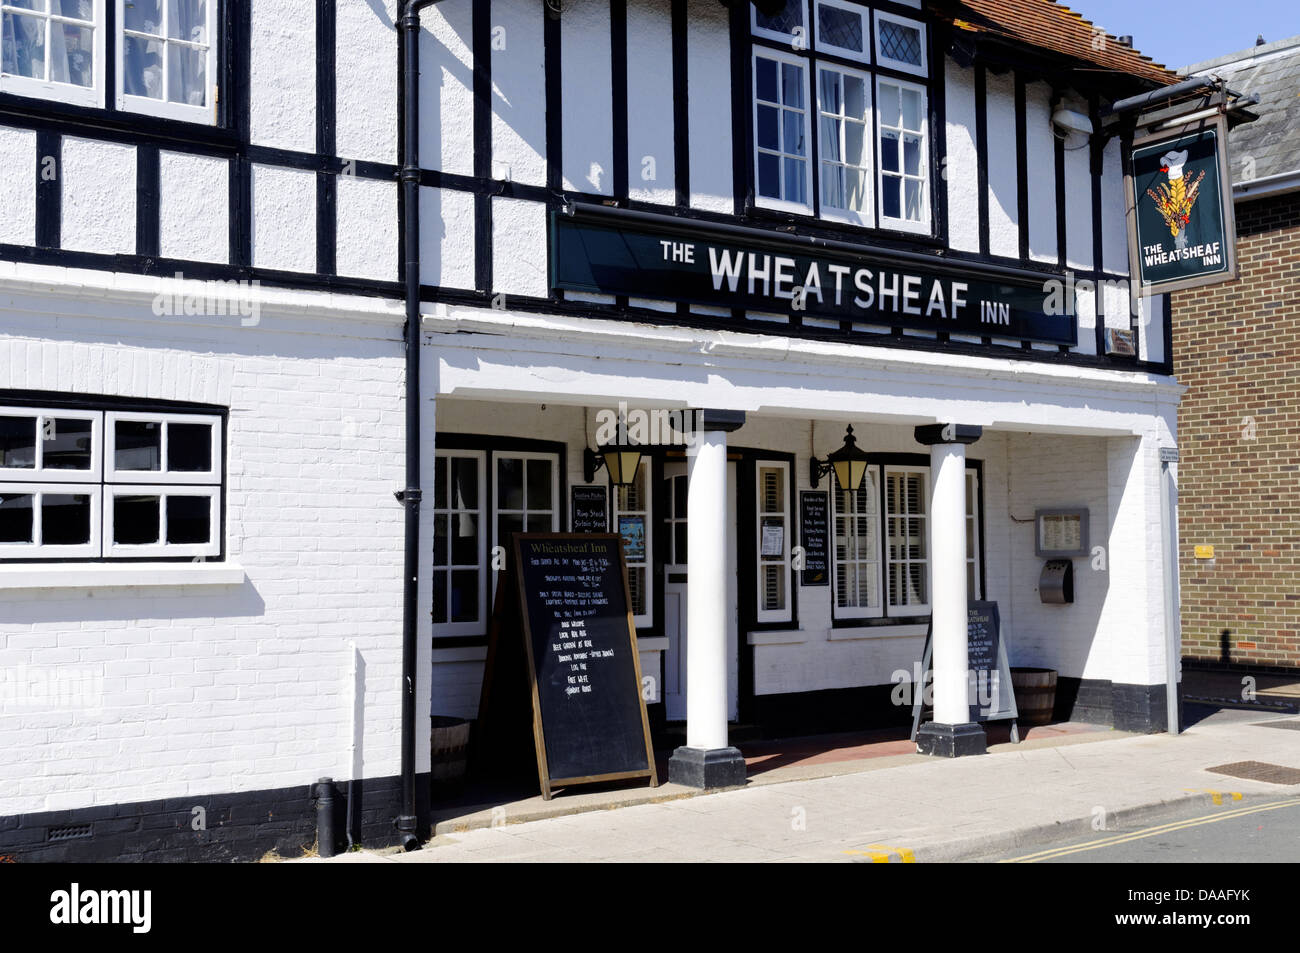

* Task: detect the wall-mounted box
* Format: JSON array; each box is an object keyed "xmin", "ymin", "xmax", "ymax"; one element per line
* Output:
[{"xmin": 1040, "ymin": 559, "xmax": 1075, "ymax": 604}]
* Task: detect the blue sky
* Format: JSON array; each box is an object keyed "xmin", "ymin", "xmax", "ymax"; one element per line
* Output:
[{"xmin": 1064, "ymin": 0, "xmax": 1299, "ymax": 69}]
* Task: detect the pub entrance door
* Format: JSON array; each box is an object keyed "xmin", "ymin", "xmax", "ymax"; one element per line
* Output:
[{"xmin": 661, "ymin": 460, "xmax": 739, "ymax": 723}]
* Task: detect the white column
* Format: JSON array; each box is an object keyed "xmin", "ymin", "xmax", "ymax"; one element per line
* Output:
[
  {"xmin": 685, "ymin": 429, "xmax": 729, "ymax": 751},
  {"xmin": 930, "ymin": 441, "xmax": 971, "ymax": 726}
]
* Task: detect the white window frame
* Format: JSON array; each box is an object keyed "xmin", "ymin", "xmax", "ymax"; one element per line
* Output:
[
  {"xmin": 830, "ymin": 465, "xmax": 883, "ymax": 621},
  {"xmin": 114, "ymin": 0, "xmax": 218, "ymax": 124},
  {"xmin": 752, "ymin": 46, "xmax": 814, "ymax": 216},
  {"xmin": 813, "ymin": 0, "xmax": 870, "ymax": 65},
  {"xmin": 611, "ymin": 457, "xmax": 653, "ymax": 629},
  {"xmin": 966, "ymin": 467, "xmax": 982, "ymax": 601},
  {"xmin": 755, "ymin": 460, "xmax": 792, "ymax": 624},
  {"xmin": 103, "ymin": 483, "xmax": 219, "ymax": 558},
  {"xmin": 750, "ymin": 0, "xmax": 804, "ymax": 45},
  {"xmin": 432, "ymin": 449, "xmax": 487, "ymax": 638},
  {"xmin": 883, "ymin": 464, "xmax": 930, "ymax": 614},
  {"xmin": 490, "ymin": 449, "xmax": 561, "ymax": 597},
  {"xmin": 0, "ymin": 482, "xmax": 102, "ymax": 558},
  {"xmin": 104, "ymin": 410, "xmax": 222, "ymax": 485},
  {"xmin": 815, "ymin": 62, "xmax": 875, "ymax": 227},
  {"xmin": 875, "ymin": 75, "xmax": 930, "ymax": 235},
  {"xmin": 0, "ymin": 407, "xmax": 102, "ymax": 483},
  {"xmin": 0, "ymin": 0, "xmax": 105, "ymax": 108},
  {"xmin": 874, "ymin": 10, "xmax": 927, "ymax": 77}
]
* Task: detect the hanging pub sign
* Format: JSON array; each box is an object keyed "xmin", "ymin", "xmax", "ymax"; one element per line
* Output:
[
  {"xmin": 550, "ymin": 210, "xmax": 1078, "ymax": 347},
  {"xmin": 1126, "ymin": 115, "xmax": 1237, "ymax": 295}
]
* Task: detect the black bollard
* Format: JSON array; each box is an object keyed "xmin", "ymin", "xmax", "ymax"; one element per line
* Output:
[{"xmin": 315, "ymin": 778, "xmax": 336, "ymax": 858}]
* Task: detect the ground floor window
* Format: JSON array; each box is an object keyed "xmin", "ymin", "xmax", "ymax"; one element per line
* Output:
[
  {"xmin": 756, "ymin": 460, "xmax": 792, "ymax": 623},
  {"xmin": 431, "ymin": 439, "xmax": 562, "ymax": 638},
  {"xmin": 612, "ymin": 458, "xmax": 651, "ymax": 626},
  {"xmin": 0, "ymin": 398, "xmax": 223, "ymax": 561},
  {"xmin": 832, "ymin": 460, "xmax": 981, "ymax": 620}
]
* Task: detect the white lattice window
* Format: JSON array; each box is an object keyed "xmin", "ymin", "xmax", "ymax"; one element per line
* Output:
[
  {"xmin": 831, "ymin": 465, "xmax": 881, "ymax": 619},
  {"xmin": 0, "ymin": 0, "xmax": 104, "ymax": 106},
  {"xmin": 115, "ymin": 0, "xmax": 216, "ymax": 123}
]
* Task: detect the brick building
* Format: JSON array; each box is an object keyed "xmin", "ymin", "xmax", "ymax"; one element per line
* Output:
[{"xmin": 1174, "ymin": 36, "xmax": 1300, "ymax": 671}]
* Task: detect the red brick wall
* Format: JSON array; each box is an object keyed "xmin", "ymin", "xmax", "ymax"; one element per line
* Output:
[{"xmin": 1172, "ymin": 193, "xmax": 1300, "ymax": 668}]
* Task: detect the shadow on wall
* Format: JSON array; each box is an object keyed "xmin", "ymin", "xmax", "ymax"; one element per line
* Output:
[
  {"xmin": 0, "ymin": 579, "xmax": 266, "ymax": 626},
  {"xmin": 1220, "ymin": 628, "xmax": 1232, "ymax": 664}
]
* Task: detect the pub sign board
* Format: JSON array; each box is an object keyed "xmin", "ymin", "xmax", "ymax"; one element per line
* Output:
[
  {"xmin": 1126, "ymin": 116, "xmax": 1237, "ymax": 296},
  {"xmin": 550, "ymin": 211, "xmax": 1079, "ymax": 347}
]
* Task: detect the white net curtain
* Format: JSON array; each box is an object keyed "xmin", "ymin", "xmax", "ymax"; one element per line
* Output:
[
  {"xmin": 122, "ymin": 0, "xmax": 208, "ymax": 106},
  {"xmin": 2, "ymin": 0, "xmax": 96, "ymax": 87}
]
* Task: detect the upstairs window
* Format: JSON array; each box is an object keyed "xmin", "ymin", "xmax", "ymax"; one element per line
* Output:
[
  {"xmin": 751, "ymin": 0, "xmax": 931, "ymax": 233},
  {"xmin": 0, "ymin": 0, "xmax": 104, "ymax": 107},
  {"xmin": 117, "ymin": 0, "xmax": 215, "ymax": 122},
  {"xmin": 0, "ymin": 0, "xmax": 218, "ymax": 123}
]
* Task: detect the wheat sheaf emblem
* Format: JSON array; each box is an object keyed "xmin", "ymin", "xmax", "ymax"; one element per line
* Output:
[{"xmin": 1147, "ymin": 149, "xmax": 1205, "ymax": 250}]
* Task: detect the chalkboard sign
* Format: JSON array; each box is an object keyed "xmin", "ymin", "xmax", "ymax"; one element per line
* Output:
[
  {"xmin": 570, "ymin": 485, "xmax": 608, "ymax": 533},
  {"xmin": 476, "ymin": 533, "xmax": 657, "ymax": 799},
  {"xmin": 799, "ymin": 490, "xmax": 830, "ymax": 587},
  {"xmin": 910, "ymin": 601, "xmax": 1019, "ymax": 743}
]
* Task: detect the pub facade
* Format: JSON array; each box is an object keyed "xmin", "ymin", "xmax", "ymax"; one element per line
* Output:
[{"xmin": 0, "ymin": 0, "xmax": 1189, "ymax": 859}]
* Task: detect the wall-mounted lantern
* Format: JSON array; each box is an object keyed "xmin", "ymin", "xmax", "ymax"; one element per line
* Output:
[
  {"xmin": 584, "ymin": 443, "xmax": 643, "ymax": 487},
  {"xmin": 810, "ymin": 425, "xmax": 870, "ymax": 491}
]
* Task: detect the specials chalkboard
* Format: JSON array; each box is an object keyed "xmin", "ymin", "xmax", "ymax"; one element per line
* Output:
[
  {"xmin": 910, "ymin": 601, "xmax": 1019, "ymax": 743},
  {"xmin": 799, "ymin": 490, "xmax": 830, "ymax": 587},
  {"xmin": 570, "ymin": 485, "xmax": 608, "ymax": 533},
  {"xmin": 476, "ymin": 533, "xmax": 657, "ymax": 799}
]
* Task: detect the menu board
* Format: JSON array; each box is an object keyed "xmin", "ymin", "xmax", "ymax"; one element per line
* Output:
[
  {"xmin": 799, "ymin": 491, "xmax": 830, "ymax": 587},
  {"xmin": 910, "ymin": 601, "xmax": 1019, "ymax": 741},
  {"xmin": 476, "ymin": 533, "xmax": 657, "ymax": 799},
  {"xmin": 570, "ymin": 485, "xmax": 608, "ymax": 533}
]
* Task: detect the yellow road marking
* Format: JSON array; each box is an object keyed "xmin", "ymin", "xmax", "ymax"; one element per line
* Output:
[
  {"xmin": 1000, "ymin": 799, "xmax": 1300, "ymax": 863},
  {"xmin": 844, "ymin": 844, "xmax": 915, "ymax": 863},
  {"xmin": 1182, "ymin": 788, "xmax": 1243, "ymax": 806}
]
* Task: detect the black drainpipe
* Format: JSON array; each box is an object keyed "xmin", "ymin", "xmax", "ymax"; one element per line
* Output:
[{"xmin": 394, "ymin": 0, "xmax": 442, "ymax": 851}]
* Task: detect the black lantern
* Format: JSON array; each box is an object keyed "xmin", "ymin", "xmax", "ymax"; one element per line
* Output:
[
  {"xmin": 810, "ymin": 425, "xmax": 870, "ymax": 491},
  {"xmin": 584, "ymin": 444, "xmax": 644, "ymax": 487}
]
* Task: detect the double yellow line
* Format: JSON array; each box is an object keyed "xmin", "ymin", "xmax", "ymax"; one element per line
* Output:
[{"xmin": 1002, "ymin": 798, "xmax": 1300, "ymax": 863}]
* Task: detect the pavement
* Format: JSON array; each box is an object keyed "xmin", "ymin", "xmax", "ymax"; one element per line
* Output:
[{"xmin": 296, "ymin": 703, "xmax": 1300, "ymax": 863}]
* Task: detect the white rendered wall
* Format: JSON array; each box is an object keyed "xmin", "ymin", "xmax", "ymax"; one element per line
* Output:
[
  {"xmin": 337, "ymin": 176, "xmax": 398, "ymax": 282},
  {"xmin": 421, "ymin": 187, "xmax": 476, "ymax": 289},
  {"xmin": 491, "ymin": 197, "xmax": 547, "ymax": 297},
  {"xmin": 251, "ymin": 164, "xmax": 316, "ymax": 272},
  {"xmin": 60, "ymin": 137, "xmax": 136, "ymax": 255},
  {"xmin": 490, "ymin": 0, "xmax": 546, "ymax": 187},
  {"xmin": 1024, "ymin": 81, "xmax": 1059, "ymax": 265},
  {"xmin": 561, "ymin": 0, "xmax": 613, "ymax": 195},
  {"xmin": 249, "ymin": 0, "xmax": 316, "ymax": 153},
  {"xmin": 626, "ymin": 0, "xmax": 676, "ymax": 206},
  {"xmin": 336, "ymin": 0, "xmax": 399, "ymax": 164},
  {"xmin": 0, "ymin": 126, "xmax": 36, "ymax": 246},
  {"xmin": 159, "ymin": 151, "xmax": 229, "ymax": 264},
  {"xmin": 945, "ymin": 61, "xmax": 980, "ymax": 254},
  {"xmin": 984, "ymin": 71, "xmax": 1019, "ymax": 259},
  {"xmin": 0, "ymin": 282, "xmax": 411, "ymax": 817},
  {"xmin": 687, "ymin": 0, "xmax": 733, "ymax": 214},
  {"xmin": 421, "ymin": 0, "xmax": 475, "ymax": 177}
]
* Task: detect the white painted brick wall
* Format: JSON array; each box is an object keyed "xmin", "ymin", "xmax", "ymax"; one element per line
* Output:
[{"xmin": 0, "ymin": 291, "xmax": 410, "ymax": 817}]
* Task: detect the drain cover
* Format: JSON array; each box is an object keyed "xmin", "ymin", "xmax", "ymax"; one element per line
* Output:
[
  {"xmin": 1252, "ymin": 720, "xmax": 1300, "ymax": 731},
  {"xmin": 1207, "ymin": 761, "xmax": 1300, "ymax": 785}
]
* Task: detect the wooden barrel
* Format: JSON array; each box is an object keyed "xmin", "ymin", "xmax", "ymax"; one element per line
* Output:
[
  {"xmin": 430, "ymin": 716, "xmax": 471, "ymax": 788},
  {"xmin": 1010, "ymin": 668, "xmax": 1057, "ymax": 725}
]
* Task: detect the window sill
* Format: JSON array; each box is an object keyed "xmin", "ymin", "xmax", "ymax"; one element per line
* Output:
[
  {"xmin": 0, "ymin": 561, "xmax": 245, "ymax": 591},
  {"xmin": 747, "ymin": 628, "xmax": 808, "ymax": 646},
  {"xmin": 828, "ymin": 622, "xmax": 928, "ymax": 641}
]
